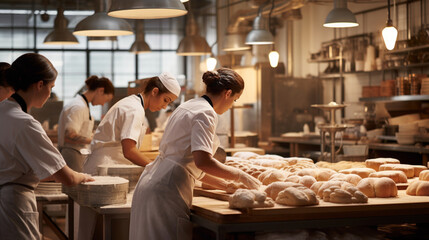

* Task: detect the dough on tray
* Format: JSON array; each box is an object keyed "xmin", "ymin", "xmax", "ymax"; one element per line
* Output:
[
  {"xmin": 378, "ymin": 164, "xmax": 415, "ymax": 178},
  {"xmin": 406, "ymin": 180, "xmax": 429, "ymax": 196},
  {"xmin": 275, "ymin": 186, "xmax": 319, "ymax": 206},
  {"xmin": 368, "ymin": 170, "xmax": 407, "ymax": 183},
  {"xmin": 229, "ymin": 189, "xmax": 274, "ymax": 209},
  {"xmin": 322, "ymin": 186, "xmax": 368, "ymax": 204},
  {"xmin": 365, "ymin": 158, "xmax": 400, "ymax": 171},
  {"xmin": 339, "ymin": 168, "xmax": 376, "ymax": 178},
  {"xmin": 265, "ymin": 181, "xmax": 304, "ymax": 200},
  {"xmin": 356, "ymin": 177, "xmax": 398, "ymax": 198}
]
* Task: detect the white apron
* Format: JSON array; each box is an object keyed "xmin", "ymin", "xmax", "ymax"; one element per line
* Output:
[
  {"xmin": 129, "ymin": 137, "xmax": 220, "ymax": 240},
  {"xmin": 0, "ymin": 184, "xmax": 39, "ymax": 240}
]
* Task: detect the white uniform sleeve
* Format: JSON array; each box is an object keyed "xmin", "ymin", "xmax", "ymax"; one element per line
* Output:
[
  {"xmin": 118, "ymin": 107, "xmax": 145, "ymax": 143},
  {"xmin": 15, "ymin": 119, "xmax": 66, "ymax": 180},
  {"xmin": 191, "ymin": 111, "xmax": 216, "ymax": 154},
  {"xmin": 64, "ymin": 105, "xmax": 86, "ymax": 134}
]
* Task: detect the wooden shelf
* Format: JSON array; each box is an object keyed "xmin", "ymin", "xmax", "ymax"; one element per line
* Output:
[
  {"xmin": 359, "ymin": 95, "xmax": 429, "ymax": 102},
  {"xmin": 385, "ymin": 44, "xmax": 429, "ymax": 54}
]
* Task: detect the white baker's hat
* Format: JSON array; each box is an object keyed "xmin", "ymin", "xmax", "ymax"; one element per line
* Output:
[{"xmin": 158, "ymin": 72, "xmax": 181, "ymax": 97}]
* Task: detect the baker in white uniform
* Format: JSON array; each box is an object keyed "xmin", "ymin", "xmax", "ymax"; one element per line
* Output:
[
  {"xmin": 129, "ymin": 68, "xmax": 261, "ymax": 240},
  {"xmin": 57, "ymin": 75, "xmax": 114, "ymax": 172},
  {"xmin": 78, "ymin": 72, "xmax": 181, "ymax": 239},
  {"xmin": 0, "ymin": 53, "xmax": 93, "ymax": 240}
]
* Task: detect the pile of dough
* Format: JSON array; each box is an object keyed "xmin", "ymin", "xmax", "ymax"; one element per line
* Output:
[
  {"xmin": 339, "ymin": 168, "xmax": 376, "ymax": 178},
  {"xmin": 365, "ymin": 158, "xmax": 400, "ymax": 171},
  {"xmin": 296, "ymin": 168, "xmax": 337, "ymax": 181},
  {"xmin": 412, "ymin": 165, "xmax": 428, "ymax": 177},
  {"xmin": 356, "ymin": 177, "xmax": 398, "ymax": 198},
  {"xmin": 329, "ymin": 173, "xmax": 362, "ymax": 186},
  {"xmin": 322, "ymin": 186, "xmax": 368, "ymax": 203},
  {"xmin": 255, "ymin": 154, "xmax": 285, "ymax": 160},
  {"xmin": 275, "ymin": 186, "xmax": 319, "ymax": 206},
  {"xmin": 368, "ymin": 170, "xmax": 407, "ymax": 183},
  {"xmin": 310, "ymin": 181, "xmax": 355, "ymax": 198},
  {"xmin": 258, "ymin": 169, "xmax": 289, "ymax": 185},
  {"xmin": 232, "ymin": 151, "xmax": 259, "ymax": 160},
  {"xmin": 281, "ymin": 158, "xmax": 316, "ymax": 173},
  {"xmin": 265, "ymin": 182, "xmax": 304, "ymax": 200},
  {"xmin": 379, "ymin": 164, "xmax": 414, "ymax": 178},
  {"xmin": 284, "ymin": 175, "xmax": 317, "ymax": 188},
  {"xmin": 250, "ymin": 159, "xmax": 289, "ymax": 169},
  {"xmin": 228, "ymin": 189, "xmax": 274, "ymax": 209},
  {"xmin": 406, "ymin": 180, "xmax": 429, "ymax": 196},
  {"xmin": 316, "ymin": 161, "xmax": 366, "ymax": 172},
  {"xmin": 419, "ymin": 170, "xmax": 429, "ymax": 181}
]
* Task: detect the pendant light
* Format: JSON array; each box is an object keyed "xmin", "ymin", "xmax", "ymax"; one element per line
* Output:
[
  {"xmin": 74, "ymin": 0, "xmax": 133, "ymax": 37},
  {"xmin": 382, "ymin": 0, "xmax": 398, "ymax": 50},
  {"xmin": 88, "ymin": 36, "xmax": 118, "ymax": 41},
  {"xmin": 223, "ymin": 33, "xmax": 251, "ymax": 51},
  {"xmin": 177, "ymin": 2, "xmax": 211, "ymax": 56},
  {"xmin": 206, "ymin": 56, "xmax": 217, "ymax": 71},
  {"xmin": 323, "ymin": 0, "xmax": 358, "ymax": 28},
  {"xmin": 130, "ymin": 20, "xmax": 151, "ymax": 54},
  {"xmin": 269, "ymin": 49, "xmax": 279, "ymax": 68},
  {"xmin": 43, "ymin": 6, "xmax": 79, "ymax": 45},
  {"xmin": 108, "ymin": 0, "xmax": 187, "ymax": 19},
  {"xmin": 245, "ymin": 8, "xmax": 274, "ymax": 45}
]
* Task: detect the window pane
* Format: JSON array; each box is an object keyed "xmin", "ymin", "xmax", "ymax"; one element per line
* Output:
[{"xmin": 90, "ymin": 51, "xmax": 113, "ymax": 79}]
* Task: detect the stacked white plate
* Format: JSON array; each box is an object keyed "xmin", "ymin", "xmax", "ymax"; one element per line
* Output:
[
  {"xmin": 421, "ymin": 78, "xmax": 429, "ymax": 95},
  {"xmin": 36, "ymin": 182, "xmax": 62, "ymax": 195}
]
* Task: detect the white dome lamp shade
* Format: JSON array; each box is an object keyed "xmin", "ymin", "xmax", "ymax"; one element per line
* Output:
[
  {"xmin": 177, "ymin": 4, "xmax": 211, "ymax": 56},
  {"xmin": 382, "ymin": 0, "xmax": 398, "ymax": 50},
  {"xmin": 44, "ymin": 7, "xmax": 79, "ymax": 45},
  {"xmin": 108, "ymin": 0, "xmax": 187, "ymax": 19},
  {"xmin": 130, "ymin": 20, "xmax": 151, "ymax": 54},
  {"xmin": 323, "ymin": 0, "xmax": 358, "ymax": 28},
  {"xmin": 245, "ymin": 14, "xmax": 274, "ymax": 45},
  {"xmin": 74, "ymin": 0, "xmax": 133, "ymax": 37}
]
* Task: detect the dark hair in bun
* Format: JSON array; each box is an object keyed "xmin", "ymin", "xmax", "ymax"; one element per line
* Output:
[
  {"xmin": 5, "ymin": 53, "xmax": 57, "ymax": 91},
  {"xmin": 85, "ymin": 75, "xmax": 115, "ymax": 95},
  {"xmin": 0, "ymin": 62, "xmax": 11, "ymax": 87},
  {"xmin": 202, "ymin": 68, "xmax": 244, "ymax": 95}
]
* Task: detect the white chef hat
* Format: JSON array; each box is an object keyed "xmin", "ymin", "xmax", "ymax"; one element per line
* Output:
[{"xmin": 158, "ymin": 72, "xmax": 181, "ymax": 97}]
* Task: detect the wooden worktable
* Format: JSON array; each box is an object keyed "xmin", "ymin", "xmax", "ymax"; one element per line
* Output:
[{"xmin": 191, "ymin": 191, "xmax": 429, "ymax": 239}]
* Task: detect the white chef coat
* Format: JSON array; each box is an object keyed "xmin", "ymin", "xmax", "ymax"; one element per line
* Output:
[
  {"xmin": 58, "ymin": 95, "xmax": 94, "ymax": 172},
  {"xmin": 0, "ymin": 99, "xmax": 66, "ymax": 240},
  {"xmin": 129, "ymin": 97, "xmax": 220, "ymax": 240},
  {"xmin": 83, "ymin": 94, "xmax": 147, "ymax": 175}
]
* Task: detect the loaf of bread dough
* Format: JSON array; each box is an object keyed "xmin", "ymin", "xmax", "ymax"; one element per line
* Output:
[
  {"xmin": 275, "ymin": 186, "xmax": 319, "ymax": 206},
  {"xmin": 228, "ymin": 189, "xmax": 274, "ymax": 209},
  {"xmin": 316, "ymin": 161, "xmax": 366, "ymax": 172},
  {"xmin": 258, "ymin": 169, "xmax": 289, "ymax": 185},
  {"xmin": 232, "ymin": 151, "xmax": 259, "ymax": 160},
  {"xmin": 356, "ymin": 177, "xmax": 398, "ymax": 198},
  {"xmin": 368, "ymin": 170, "xmax": 407, "ymax": 183},
  {"xmin": 378, "ymin": 164, "xmax": 415, "ymax": 178},
  {"xmin": 419, "ymin": 170, "xmax": 429, "ymax": 181},
  {"xmin": 406, "ymin": 180, "xmax": 429, "ymax": 196},
  {"xmin": 296, "ymin": 168, "xmax": 337, "ymax": 181},
  {"xmin": 322, "ymin": 186, "xmax": 368, "ymax": 203},
  {"xmin": 329, "ymin": 173, "xmax": 362, "ymax": 186},
  {"xmin": 339, "ymin": 168, "xmax": 376, "ymax": 178},
  {"xmin": 265, "ymin": 181, "xmax": 304, "ymax": 200},
  {"xmin": 311, "ymin": 180, "xmax": 355, "ymax": 198},
  {"xmin": 365, "ymin": 158, "xmax": 400, "ymax": 171}
]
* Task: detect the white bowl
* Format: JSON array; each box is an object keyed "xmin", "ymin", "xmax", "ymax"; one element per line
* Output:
[{"xmin": 395, "ymin": 132, "xmax": 415, "ymax": 145}]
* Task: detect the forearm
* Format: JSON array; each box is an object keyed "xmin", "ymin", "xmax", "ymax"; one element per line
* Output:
[
  {"xmin": 123, "ymin": 147, "xmax": 152, "ymax": 167},
  {"xmin": 64, "ymin": 129, "xmax": 91, "ymax": 145},
  {"xmin": 52, "ymin": 166, "xmax": 86, "ymax": 186},
  {"xmin": 193, "ymin": 151, "xmax": 238, "ymax": 181},
  {"xmin": 201, "ymin": 174, "xmax": 228, "ymax": 190}
]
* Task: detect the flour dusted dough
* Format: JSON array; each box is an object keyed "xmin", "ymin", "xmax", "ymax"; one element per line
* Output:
[
  {"xmin": 232, "ymin": 151, "xmax": 259, "ymax": 160},
  {"xmin": 265, "ymin": 181, "xmax": 304, "ymax": 200},
  {"xmin": 229, "ymin": 189, "xmax": 274, "ymax": 209},
  {"xmin": 339, "ymin": 168, "xmax": 376, "ymax": 178},
  {"xmin": 322, "ymin": 186, "xmax": 368, "ymax": 203},
  {"xmin": 412, "ymin": 165, "xmax": 428, "ymax": 177},
  {"xmin": 365, "ymin": 158, "xmax": 400, "ymax": 171},
  {"xmin": 316, "ymin": 161, "xmax": 366, "ymax": 172},
  {"xmin": 276, "ymin": 186, "xmax": 319, "ymax": 206},
  {"xmin": 296, "ymin": 168, "xmax": 337, "ymax": 181},
  {"xmin": 310, "ymin": 181, "xmax": 355, "ymax": 198},
  {"xmin": 368, "ymin": 170, "xmax": 407, "ymax": 183},
  {"xmin": 406, "ymin": 180, "xmax": 429, "ymax": 196},
  {"xmin": 419, "ymin": 170, "xmax": 429, "ymax": 181},
  {"xmin": 378, "ymin": 164, "xmax": 415, "ymax": 178},
  {"xmin": 329, "ymin": 173, "xmax": 362, "ymax": 186},
  {"xmin": 356, "ymin": 177, "xmax": 397, "ymax": 198},
  {"xmin": 258, "ymin": 169, "xmax": 288, "ymax": 185}
]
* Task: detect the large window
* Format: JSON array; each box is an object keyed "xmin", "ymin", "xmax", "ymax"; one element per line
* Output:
[{"xmin": 0, "ymin": 9, "xmax": 185, "ymax": 120}]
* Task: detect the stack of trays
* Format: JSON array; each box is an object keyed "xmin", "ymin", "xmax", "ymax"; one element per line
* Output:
[
  {"xmin": 36, "ymin": 182, "xmax": 62, "ymax": 195},
  {"xmin": 76, "ymin": 176, "xmax": 129, "ymax": 207},
  {"xmin": 97, "ymin": 164, "xmax": 144, "ymax": 192},
  {"xmin": 421, "ymin": 78, "xmax": 429, "ymax": 95}
]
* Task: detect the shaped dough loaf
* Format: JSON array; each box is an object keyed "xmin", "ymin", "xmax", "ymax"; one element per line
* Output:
[
  {"xmin": 276, "ymin": 186, "xmax": 319, "ymax": 206},
  {"xmin": 406, "ymin": 180, "xmax": 429, "ymax": 196},
  {"xmin": 368, "ymin": 170, "xmax": 407, "ymax": 183},
  {"xmin": 356, "ymin": 177, "xmax": 397, "ymax": 198}
]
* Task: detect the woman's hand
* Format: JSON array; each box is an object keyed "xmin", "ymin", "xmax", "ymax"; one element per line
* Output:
[{"xmin": 79, "ymin": 173, "xmax": 94, "ymax": 183}]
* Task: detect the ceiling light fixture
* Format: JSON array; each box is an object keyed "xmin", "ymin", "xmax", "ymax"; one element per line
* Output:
[
  {"xmin": 323, "ymin": 0, "xmax": 358, "ymax": 28},
  {"xmin": 382, "ymin": 0, "xmax": 398, "ymax": 50},
  {"xmin": 177, "ymin": 2, "xmax": 211, "ymax": 56},
  {"xmin": 130, "ymin": 20, "xmax": 151, "ymax": 54},
  {"xmin": 206, "ymin": 42, "xmax": 218, "ymax": 71},
  {"xmin": 74, "ymin": 0, "xmax": 133, "ymax": 37},
  {"xmin": 108, "ymin": 0, "xmax": 187, "ymax": 19},
  {"xmin": 88, "ymin": 36, "xmax": 118, "ymax": 41},
  {"xmin": 245, "ymin": 8, "xmax": 274, "ymax": 45},
  {"xmin": 43, "ymin": 6, "xmax": 79, "ymax": 45}
]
